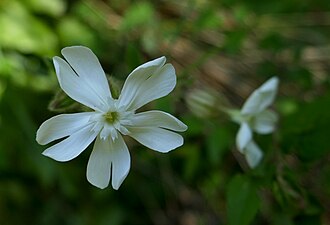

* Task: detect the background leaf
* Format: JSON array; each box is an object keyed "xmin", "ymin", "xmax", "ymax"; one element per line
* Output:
[{"xmin": 227, "ymin": 175, "xmax": 260, "ymax": 225}]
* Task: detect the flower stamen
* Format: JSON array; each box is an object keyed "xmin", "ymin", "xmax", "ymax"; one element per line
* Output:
[{"xmin": 104, "ymin": 111, "xmax": 119, "ymax": 124}]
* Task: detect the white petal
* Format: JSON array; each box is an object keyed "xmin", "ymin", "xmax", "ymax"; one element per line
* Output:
[
  {"xmin": 236, "ymin": 123, "xmax": 252, "ymax": 152},
  {"xmin": 131, "ymin": 110, "xmax": 187, "ymax": 132},
  {"xmin": 110, "ymin": 134, "xmax": 131, "ymax": 190},
  {"xmin": 100, "ymin": 123, "xmax": 118, "ymax": 140},
  {"xmin": 36, "ymin": 112, "xmax": 94, "ymax": 145},
  {"xmin": 53, "ymin": 56, "xmax": 108, "ymax": 111},
  {"xmin": 128, "ymin": 127, "xmax": 184, "ymax": 153},
  {"xmin": 42, "ymin": 123, "xmax": 97, "ymax": 162},
  {"xmin": 241, "ymin": 77, "xmax": 279, "ymax": 115},
  {"xmin": 118, "ymin": 57, "xmax": 166, "ymax": 109},
  {"xmin": 118, "ymin": 57, "xmax": 176, "ymax": 111},
  {"xmin": 61, "ymin": 46, "xmax": 112, "ymax": 101},
  {"xmin": 86, "ymin": 134, "xmax": 130, "ymax": 189},
  {"xmin": 127, "ymin": 64, "xmax": 176, "ymax": 111},
  {"xmin": 87, "ymin": 136, "xmax": 112, "ymax": 189},
  {"xmin": 244, "ymin": 141, "xmax": 263, "ymax": 168},
  {"xmin": 252, "ymin": 110, "xmax": 278, "ymax": 134}
]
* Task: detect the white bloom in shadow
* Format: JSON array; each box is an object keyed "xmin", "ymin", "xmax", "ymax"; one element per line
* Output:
[
  {"xmin": 234, "ymin": 77, "xmax": 279, "ymax": 168},
  {"xmin": 36, "ymin": 46, "xmax": 187, "ymax": 189}
]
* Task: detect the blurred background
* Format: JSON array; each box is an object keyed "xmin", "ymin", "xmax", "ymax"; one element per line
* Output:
[{"xmin": 1, "ymin": 0, "xmax": 330, "ymax": 224}]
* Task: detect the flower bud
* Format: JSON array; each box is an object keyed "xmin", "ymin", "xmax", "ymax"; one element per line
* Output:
[{"xmin": 186, "ymin": 87, "xmax": 228, "ymax": 118}]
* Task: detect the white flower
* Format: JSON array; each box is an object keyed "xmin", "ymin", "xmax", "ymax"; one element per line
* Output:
[
  {"xmin": 233, "ymin": 77, "xmax": 279, "ymax": 168},
  {"xmin": 36, "ymin": 46, "xmax": 187, "ymax": 189}
]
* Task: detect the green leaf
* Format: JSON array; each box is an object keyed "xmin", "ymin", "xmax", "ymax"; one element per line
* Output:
[
  {"xmin": 206, "ymin": 127, "xmax": 231, "ymax": 165},
  {"xmin": 48, "ymin": 90, "xmax": 89, "ymax": 113},
  {"xmin": 227, "ymin": 174, "xmax": 260, "ymax": 225}
]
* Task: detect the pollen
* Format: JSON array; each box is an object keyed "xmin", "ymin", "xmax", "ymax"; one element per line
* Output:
[{"xmin": 104, "ymin": 111, "xmax": 119, "ymax": 124}]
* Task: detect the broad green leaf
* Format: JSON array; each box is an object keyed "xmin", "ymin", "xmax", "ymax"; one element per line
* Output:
[
  {"xmin": 206, "ymin": 127, "xmax": 231, "ymax": 165},
  {"xmin": 227, "ymin": 174, "xmax": 260, "ymax": 225}
]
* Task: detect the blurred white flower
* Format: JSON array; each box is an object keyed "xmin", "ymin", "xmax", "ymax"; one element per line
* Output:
[
  {"xmin": 186, "ymin": 87, "xmax": 228, "ymax": 118},
  {"xmin": 36, "ymin": 46, "xmax": 187, "ymax": 189},
  {"xmin": 232, "ymin": 77, "xmax": 279, "ymax": 168}
]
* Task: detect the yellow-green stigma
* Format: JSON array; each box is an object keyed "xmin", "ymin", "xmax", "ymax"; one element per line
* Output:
[{"xmin": 104, "ymin": 111, "xmax": 119, "ymax": 124}]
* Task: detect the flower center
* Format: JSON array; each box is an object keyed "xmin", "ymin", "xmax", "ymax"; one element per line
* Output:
[{"xmin": 103, "ymin": 111, "xmax": 119, "ymax": 124}]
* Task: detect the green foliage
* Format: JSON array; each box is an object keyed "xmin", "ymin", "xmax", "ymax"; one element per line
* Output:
[
  {"xmin": 227, "ymin": 175, "xmax": 260, "ymax": 225},
  {"xmin": 120, "ymin": 2, "xmax": 154, "ymax": 32},
  {"xmin": 282, "ymin": 93, "xmax": 330, "ymax": 161},
  {"xmin": 0, "ymin": 1, "xmax": 58, "ymax": 55}
]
